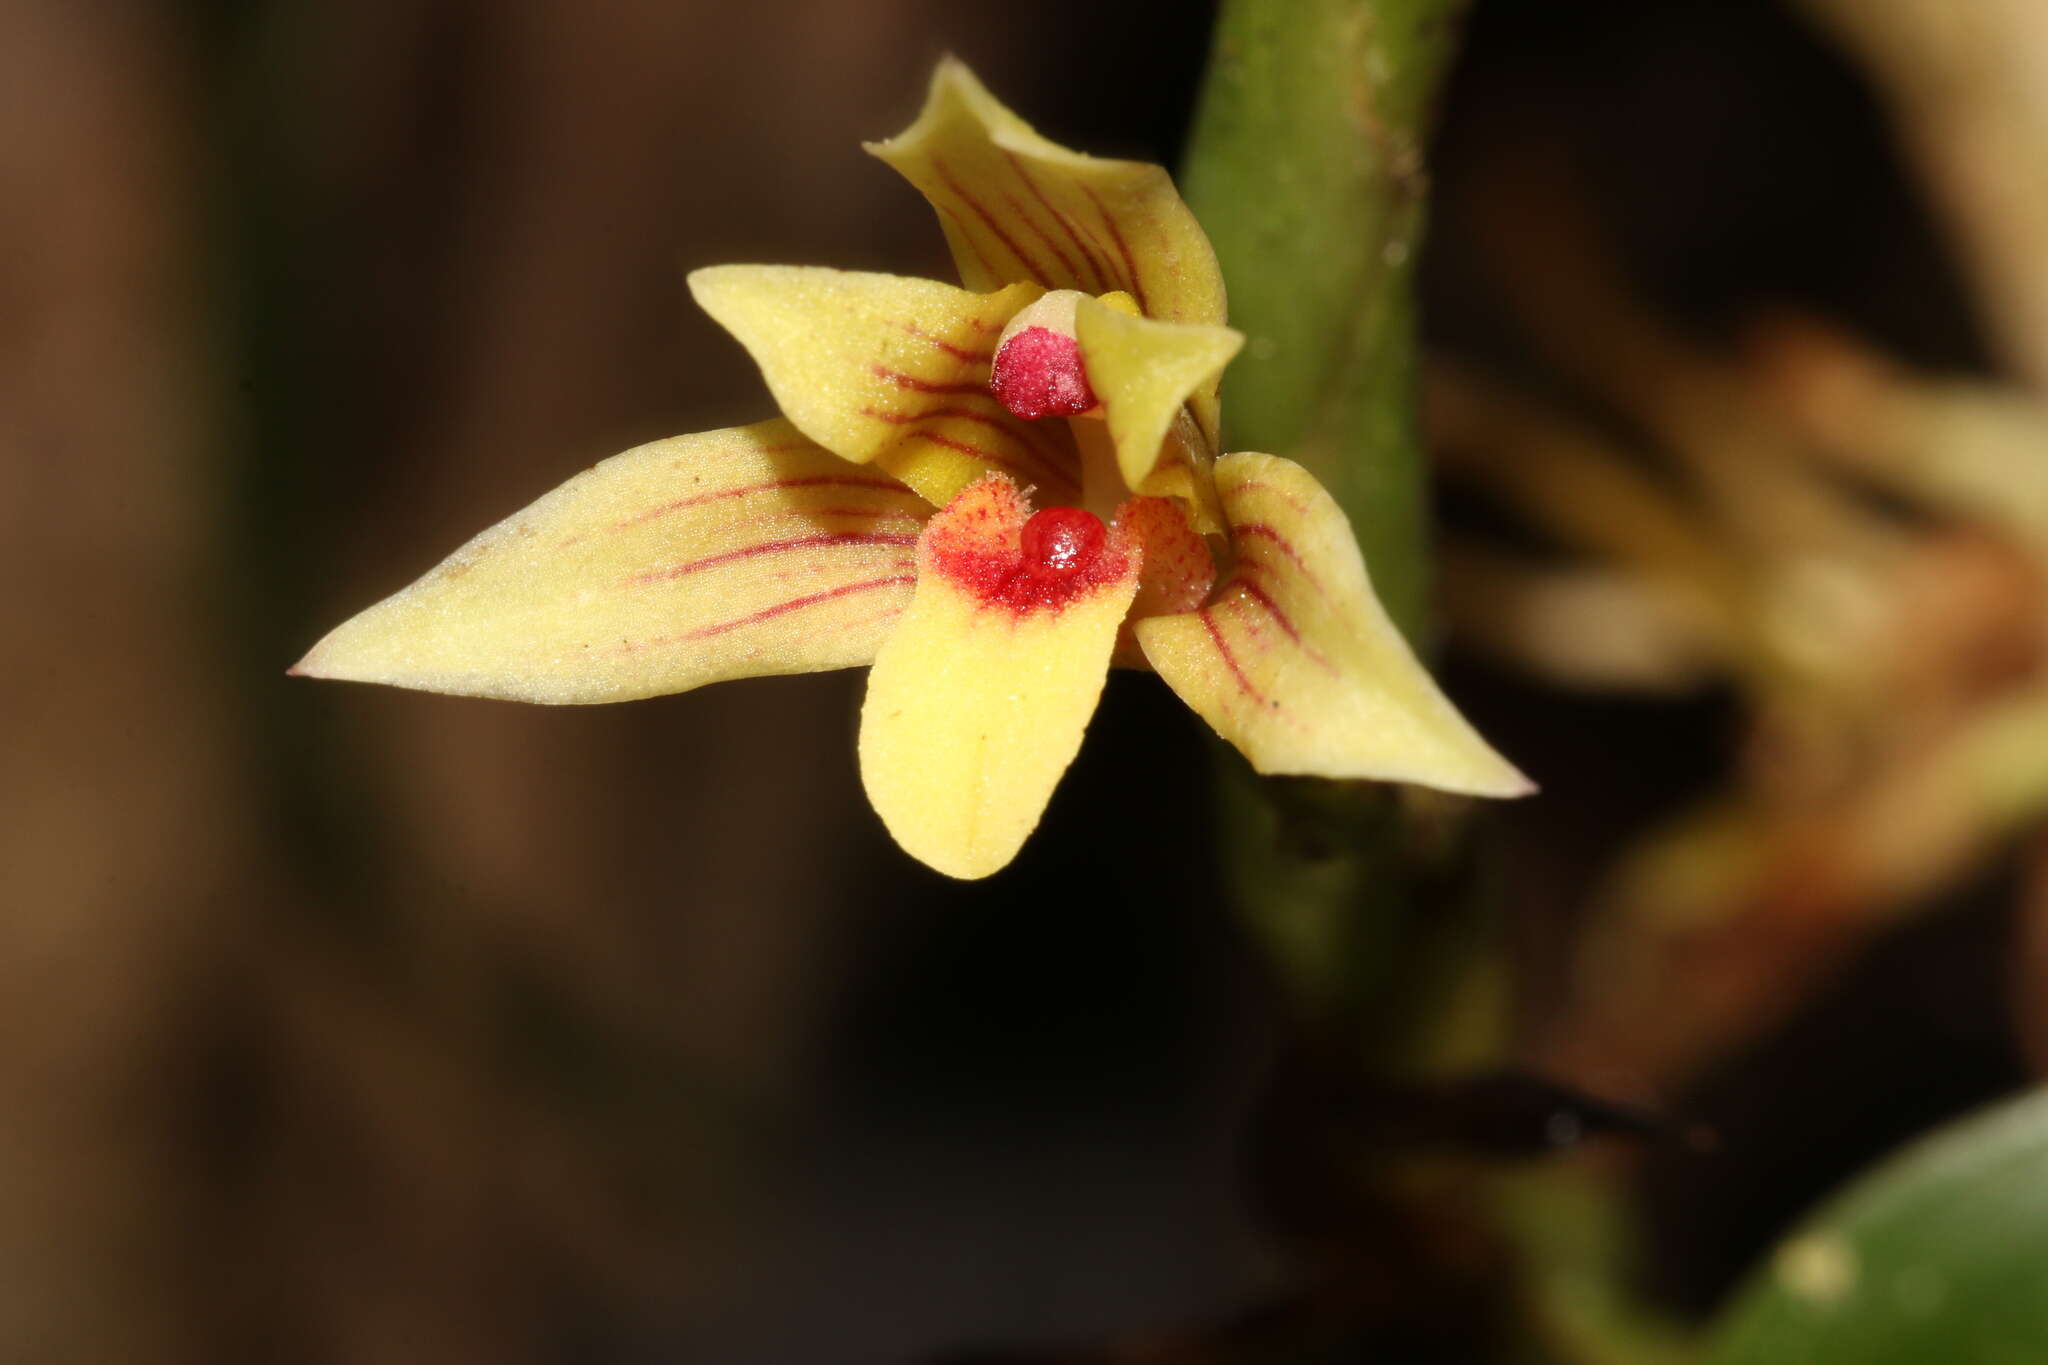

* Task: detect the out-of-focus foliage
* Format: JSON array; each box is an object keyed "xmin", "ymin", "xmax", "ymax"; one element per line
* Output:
[
  {"xmin": 1428, "ymin": 0, "xmax": 2048, "ymax": 1103},
  {"xmin": 17, "ymin": 0, "xmax": 2048, "ymax": 1359},
  {"xmin": 1711, "ymin": 1088, "xmax": 2048, "ymax": 1365}
]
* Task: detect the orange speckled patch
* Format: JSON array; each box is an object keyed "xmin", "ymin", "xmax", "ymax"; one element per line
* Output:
[
  {"xmin": 1116, "ymin": 495, "xmax": 1214, "ymax": 621},
  {"xmin": 920, "ymin": 475, "xmax": 1134, "ymax": 613}
]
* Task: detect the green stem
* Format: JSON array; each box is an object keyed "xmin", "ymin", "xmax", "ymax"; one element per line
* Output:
[
  {"xmin": 1181, "ymin": 0, "xmax": 1476, "ymax": 1042},
  {"xmin": 1183, "ymin": 0, "xmax": 1466, "ymax": 640},
  {"xmin": 1180, "ymin": 30, "xmax": 1699, "ymax": 1363}
]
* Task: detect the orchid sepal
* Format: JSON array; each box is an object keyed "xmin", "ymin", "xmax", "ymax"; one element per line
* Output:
[
  {"xmin": 291, "ymin": 421, "xmax": 924, "ymax": 704},
  {"xmin": 864, "ymin": 56, "xmax": 1230, "ymax": 462},
  {"xmin": 864, "ymin": 58, "xmax": 1227, "ymax": 317},
  {"xmin": 1137, "ymin": 453, "xmax": 1534, "ymax": 797},
  {"xmin": 688, "ymin": 265, "xmax": 1080, "ymax": 509}
]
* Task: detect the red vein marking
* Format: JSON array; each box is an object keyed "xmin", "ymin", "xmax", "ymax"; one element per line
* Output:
[
  {"xmin": 562, "ymin": 437, "xmax": 833, "ymax": 535},
  {"xmin": 1225, "ymin": 479, "xmax": 1311, "ymax": 513},
  {"xmin": 1229, "ymin": 576, "xmax": 1300, "ymax": 646},
  {"xmin": 1004, "ymin": 150, "xmax": 1112, "ymax": 291},
  {"xmin": 934, "ymin": 204, "xmax": 1004, "ymax": 283},
  {"xmin": 631, "ymin": 574, "xmax": 918, "ymax": 649},
  {"xmin": 1233, "ymin": 522, "xmax": 1322, "ymax": 587},
  {"xmin": 858, "ymin": 403, "xmax": 1071, "ymax": 466},
  {"xmin": 871, "ymin": 365, "xmax": 986, "ymax": 395},
  {"xmin": 832, "ymin": 605, "xmax": 909, "ymax": 636},
  {"xmin": 1003, "ymin": 192, "xmax": 1086, "ymax": 287},
  {"xmin": 618, "ymin": 475, "xmax": 918, "ymax": 529},
  {"xmin": 901, "ymin": 427, "xmax": 1078, "ymax": 492},
  {"xmin": 1200, "ymin": 609, "xmax": 1267, "ymax": 707},
  {"xmin": 900, "ymin": 322, "xmax": 992, "ymax": 364},
  {"xmin": 1039, "ymin": 189, "xmax": 1121, "ymax": 283},
  {"xmin": 804, "ymin": 505, "xmax": 927, "ymax": 521},
  {"xmin": 1080, "ymin": 184, "xmax": 1150, "ymax": 315},
  {"xmin": 772, "ymin": 554, "xmax": 915, "ymax": 585},
  {"xmin": 861, "ymin": 403, "xmax": 1001, "ymax": 426},
  {"xmin": 1228, "ymin": 576, "xmax": 1336, "ymax": 671},
  {"xmin": 1065, "ymin": 216, "xmax": 1123, "ymax": 292},
  {"xmin": 933, "ymin": 155, "xmax": 1052, "ymax": 286},
  {"xmin": 1228, "ymin": 527, "xmax": 1327, "ymax": 601},
  {"xmin": 633, "ymin": 531, "xmax": 918, "ymax": 584}
]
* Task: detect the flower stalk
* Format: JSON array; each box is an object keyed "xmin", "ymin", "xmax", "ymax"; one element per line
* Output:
[
  {"xmin": 1184, "ymin": 0, "xmax": 1467, "ymax": 638},
  {"xmin": 1182, "ymin": 0, "xmax": 1482, "ymax": 1040}
]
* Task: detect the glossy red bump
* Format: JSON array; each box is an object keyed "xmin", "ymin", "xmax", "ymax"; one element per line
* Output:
[{"xmin": 1018, "ymin": 506, "xmax": 1106, "ymax": 576}]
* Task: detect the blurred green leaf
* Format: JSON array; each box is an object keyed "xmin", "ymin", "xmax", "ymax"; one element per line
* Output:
[{"xmin": 1709, "ymin": 1087, "xmax": 2048, "ymax": 1365}]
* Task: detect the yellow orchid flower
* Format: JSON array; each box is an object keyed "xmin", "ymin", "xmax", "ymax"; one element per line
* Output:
[{"xmin": 292, "ymin": 58, "xmax": 1530, "ymax": 879}]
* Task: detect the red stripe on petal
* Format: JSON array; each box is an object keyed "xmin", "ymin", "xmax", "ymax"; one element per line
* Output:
[
  {"xmin": 1229, "ymin": 576, "xmax": 1336, "ymax": 672},
  {"xmin": 828, "ymin": 604, "xmax": 909, "ymax": 636},
  {"xmin": 633, "ymin": 531, "xmax": 919, "ymax": 585},
  {"xmin": 860, "ymin": 403, "xmax": 1016, "ymax": 433},
  {"xmin": 933, "ymin": 155, "xmax": 1052, "ymax": 286},
  {"xmin": 900, "ymin": 427, "xmax": 1078, "ymax": 493},
  {"xmin": 870, "ymin": 365, "xmax": 988, "ymax": 396},
  {"xmin": 901, "ymin": 323, "xmax": 992, "ymax": 364},
  {"xmin": 1231, "ymin": 577, "xmax": 1301, "ymax": 646},
  {"xmin": 768, "ymin": 554, "xmax": 915, "ymax": 585},
  {"xmin": 616, "ymin": 475, "xmax": 918, "ymax": 530},
  {"xmin": 1201, "ymin": 609, "xmax": 1267, "ymax": 708},
  {"xmin": 935, "ymin": 203, "xmax": 1005, "ymax": 282},
  {"xmin": 1226, "ymin": 480, "xmax": 1312, "ymax": 514},
  {"xmin": 627, "ymin": 574, "xmax": 918, "ymax": 649},
  {"xmin": 1080, "ymin": 183, "xmax": 1151, "ymax": 315},
  {"xmin": 805, "ymin": 505, "xmax": 928, "ymax": 521},
  {"xmin": 1233, "ymin": 522, "xmax": 1323, "ymax": 592},
  {"xmin": 860, "ymin": 403, "xmax": 1073, "ymax": 468},
  {"xmin": 1004, "ymin": 150, "xmax": 1113, "ymax": 291},
  {"xmin": 1004, "ymin": 192, "xmax": 1086, "ymax": 287}
]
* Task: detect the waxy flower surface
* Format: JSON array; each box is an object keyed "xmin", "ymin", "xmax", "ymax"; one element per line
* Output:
[{"xmin": 294, "ymin": 59, "xmax": 1530, "ymax": 878}]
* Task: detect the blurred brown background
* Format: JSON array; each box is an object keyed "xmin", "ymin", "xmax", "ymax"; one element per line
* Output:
[
  {"xmin": 9, "ymin": 0, "xmax": 2046, "ymax": 1360},
  {"xmin": 9, "ymin": 1, "xmax": 1252, "ymax": 1359}
]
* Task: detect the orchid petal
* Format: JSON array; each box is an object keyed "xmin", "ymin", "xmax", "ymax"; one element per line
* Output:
[
  {"xmin": 1136, "ymin": 454, "xmax": 1533, "ymax": 796},
  {"xmin": 689, "ymin": 265, "xmax": 1081, "ymax": 508},
  {"xmin": 859, "ymin": 476, "xmax": 1140, "ymax": 878},
  {"xmin": 1074, "ymin": 293, "xmax": 1240, "ymax": 525},
  {"xmin": 1119, "ymin": 495, "xmax": 1215, "ymax": 622},
  {"xmin": 1112, "ymin": 494, "xmax": 1216, "ymax": 667},
  {"xmin": 865, "ymin": 57, "xmax": 1229, "ymax": 447},
  {"xmin": 292, "ymin": 421, "xmax": 924, "ymax": 704}
]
